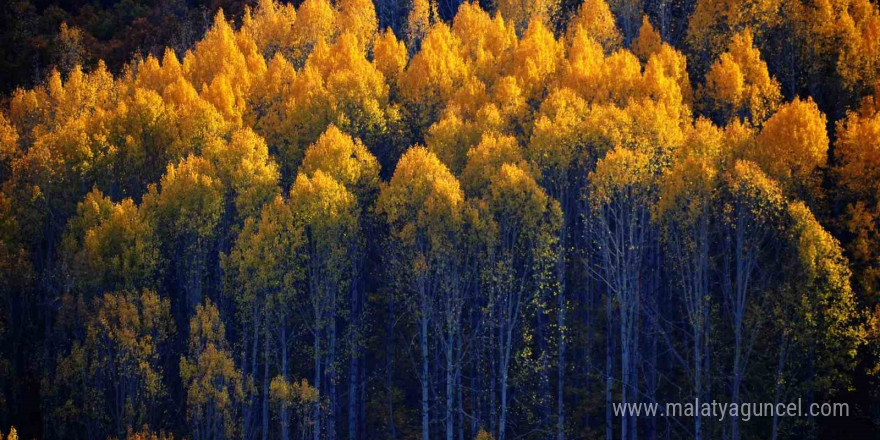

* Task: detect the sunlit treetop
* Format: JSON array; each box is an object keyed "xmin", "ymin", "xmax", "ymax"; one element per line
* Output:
[
  {"xmin": 300, "ymin": 124, "xmax": 381, "ymax": 199},
  {"xmin": 643, "ymin": 44, "xmax": 693, "ymax": 108},
  {"xmin": 834, "ymin": 89, "xmax": 880, "ymax": 200},
  {"xmin": 461, "ymin": 133, "xmax": 530, "ymax": 197},
  {"xmin": 289, "ymin": 170, "xmax": 358, "ymax": 238},
  {"xmin": 632, "ymin": 15, "xmax": 662, "ymax": 62},
  {"xmin": 406, "ymin": 0, "xmax": 438, "ymax": 50},
  {"xmin": 702, "ymin": 29, "xmax": 781, "ymax": 125},
  {"xmin": 528, "ymin": 87, "xmax": 590, "ymax": 185},
  {"xmin": 507, "ymin": 18, "xmax": 564, "ymax": 102},
  {"xmin": 400, "ymin": 23, "xmax": 470, "ymax": 121},
  {"xmin": 785, "ymin": 200, "xmax": 861, "ymax": 389},
  {"xmin": 241, "ymin": 0, "xmax": 298, "ymax": 61},
  {"xmin": 135, "ymin": 48, "xmax": 184, "ymax": 96},
  {"xmin": 751, "ymin": 97, "xmax": 828, "ymax": 199},
  {"xmin": 561, "ymin": 30, "xmax": 643, "ymax": 105},
  {"xmin": 565, "ymin": 0, "xmax": 622, "ymax": 53},
  {"xmin": 63, "ymin": 193, "xmax": 160, "ymax": 294},
  {"xmin": 452, "ymin": 2, "xmax": 517, "ymax": 85},
  {"xmin": 376, "ymin": 146, "xmax": 463, "ymax": 251},
  {"xmin": 723, "ymin": 159, "xmax": 786, "ymax": 225},
  {"xmin": 305, "ymin": 31, "xmax": 391, "ymax": 126},
  {"xmin": 0, "ymin": 113, "xmax": 19, "ymax": 169},
  {"xmin": 486, "ymin": 162, "xmax": 555, "ymax": 239},
  {"xmin": 202, "ymin": 128, "xmax": 281, "ymax": 221},
  {"xmin": 792, "ymin": 0, "xmax": 880, "ymax": 93},
  {"xmin": 373, "ymin": 28, "xmax": 408, "ymax": 87},
  {"xmin": 143, "ymin": 155, "xmax": 225, "ymax": 243},
  {"xmin": 289, "ymin": 0, "xmax": 338, "ymax": 64},
  {"xmin": 655, "ymin": 118, "xmax": 724, "ymax": 223},
  {"xmin": 183, "ymin": 10, "xmax": 265, "ymax": 105},
  {"xmin": 337, "ymin": 0, "xmax": 379, "ymax": 51},
  {"xmin": 589, "ymin": 146, "xmax": 655, "ymax": 206}
]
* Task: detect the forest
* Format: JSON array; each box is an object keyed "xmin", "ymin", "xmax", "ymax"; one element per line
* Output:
[{"xmin": 0, "ymin": 0, "xmax": 879, "ymax": 438}]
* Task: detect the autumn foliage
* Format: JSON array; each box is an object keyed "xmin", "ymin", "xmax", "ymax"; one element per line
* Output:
[{"xmin": 0, "ymin": 0, "xmax": 878, "ymax": 439}]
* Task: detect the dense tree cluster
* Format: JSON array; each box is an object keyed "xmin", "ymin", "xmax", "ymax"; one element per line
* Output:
[{"xmin": 0, "ymin": 0, "xmax": 878, "ymax": 439}]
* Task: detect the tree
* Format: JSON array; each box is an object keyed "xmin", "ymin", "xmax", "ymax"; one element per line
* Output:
[
  {"xmin": 752, "ymin": 97, "xmax": 828, "ymax": 200},
  {"xmin": 632, "ymin": 16, "xmax": 663, "ymax": 62},
  {"xmin": 242, "ymin": 0, "xmax": 300, "ymax": 61},
  {"xmin": 833, "ymin": 91, "xmax": 880, "ymax": 297},
  {"xmin": 62, "ymin": 189, "xmax": 161, "ymax": 296},
  {"xmin": 376, "ymin": 147, "xmax": 464, "ymax": 440},
  {"xmin": 290, "ymin": 171, "xmax": 360, "ymax": 440},
  {"xmin": 589, "ymin": 147, "xmax": 656, "ymax": 440},
  {"xmin": 686, "ymin": 0, "xmax": 781, "ymax": 68},
  {"xmin": 144, "ymin": 156, "xmax": 224, "ymax": 318},
  {"xmin": 496, "ymin": 0, "xmax": 559, "ymax": 35},
  {"xmin": 300, "ymin": 125, "xmax": 379, "ymax": 440},
  {"xmin": 564, "ymin": 0, "xmax": 621, "ymax": 53},
  {"xmin": 507, "ymin": 18, "xmax": 564, "ymax": 103},
  {"xmin": 180, "ymin": 299, "xmax": 243, "ymax": 440},
  {"xmin": 655, "ymin": 118, "xmax": 723, "ymax": 440},
  {"xmin": 224, "ymin": 194, "xmax": 303, "ymax": 440},
  {"xmin": 478, "ymin": 163, "xmax": 561, "ymax": 440},
  {"xmin": 53, "ymin": 289, "xmax": 173, "ymax": 439},
  {"xmin": 373, "ymin": 29, "xmax": 408, "ymax": 91},
  {"xmin": 400, "ymin": 24, "xmax": 469, "ymax": 132},
  {"xmin": 718, "ymin": 160, "xmax": 786, "ymax": 440},
  {"xmin": 202, "ymin": 128, "xmax": 281, "ymax": 224},
  {"xmin": 701, "ymin": 30, "xmax": 782, "ymax": 125}
]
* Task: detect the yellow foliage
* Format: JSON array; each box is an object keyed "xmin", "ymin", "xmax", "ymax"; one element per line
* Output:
[
  {"xmin": 290, "ymin": 0, "xmax": 338, "ymax": 64},
  {"xmin": 487, "ymin": 163, "xmax": 551, "ymax": 234},
  {"xmin": 373, "ymin": 28, "xmax": 408, "ymax": 86},
  {"xmin": 686, "ymin": 0, "xmax": 781, "ymax": 60},
  {"xmin": 702, "ymin": 30, "xmax": 781, "ymax": 124},
  {"xmin": 452, "ymin": 3, "xmax": 517, "ymax": 85},
  {"xmin": 589, "ymin": 146, "xmax": 655, "ymax": 206},
  {"xmin": 834, "ymin": 92, "xmax": 880, "ymax": 199},
  {"xmin": 406, "ymin": 0, "xmax": 437, "ymax": 49},
  {"xmin": 752, "ymin": 97, "xmax": 828, "ymax": 197},
  {"xmin": 376, "ymin": 146, "xmax": 463, "ymax": 255},
  {"xmin": 242, "ymin": 0, "xmax": 299, "ymax": 60},
  {"xmin": 791, "ymin": 0, "xmax": 880, "ymax": 92},
  {"xmin": 724, "ymin": 159, "xmax": 786, "ymax": 221},
  {"xmin": 462, "ymin": 133, "xmax": 528, "ymax": 196},
  {"xmin": 400, "ymin": 23, "xmax": 470, "ymax": 128},
  {"xmin": 270, "ymin": 376, "xmax": 319, "ymax": 406},
  {"xmin": 183, "ymin": 10, "xmax": 264, "ymax": 115},
  {"xmin": 300, "ymin": 124, "xmax": 380, "ymax": 196},
  {"xmin": 656, "ymin": 120, "xmax": 722, "ymax": 221},
  {"xmin": 0, "ymin": 114, "xmax": 20, "ymax": 168},
  {"xmin": 475, "ymin": 429, "xmax": 495, "ymax": 440},
  {"xmin": 338, "ymin": 0, "xmax": 378, "ymax": 50},
  {"xmin": 135, "ymin": 49, "xmax": 184, "ymax": 95},
  {"xmin": 528, "ymin": 87, "xmax": 590, "ymax": 181},
  {"xmin": 562, "ymin": 31, "xmax": 643, "ymax": 105},
  {"xmin": 833, "ymin": 91, "xmax": 880, "ymax": 294},
  {"xmin": 180, "ymin": 300, "xmax": 243, "ymax": 440},
  {"xmin": 632, "ymin": 16, "xmax": 663, "ymax": 61},
  {"xmin": 202, "ymin": 128, "xmax": 281, "ymax": 220},
  {"xmin": 425, "ymin": 109, "xmax": 483, "ymax": 174},
  {"xmin": 565, "ymin": 0, "xmax": 621, "ymax": 52},
  {"xmin": 508, "ymin": 18, "xmax": 564, "ymax": 102},
  {"xmin": 145, "ymin": 155, "xmax": 225, "ymax": 242},
  {"xmin": 290, "ymin": 171, "xmax": 358, "ymax": 235}
]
